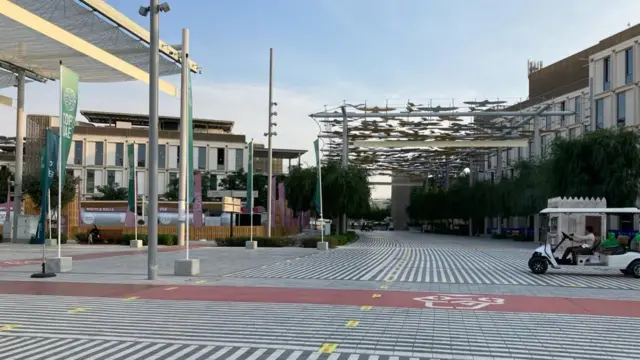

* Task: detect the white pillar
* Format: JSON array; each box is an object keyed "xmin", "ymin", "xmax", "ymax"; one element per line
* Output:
[{"xmin": 12, "ymin": 71, "xmax": 25, "ymax": 243}]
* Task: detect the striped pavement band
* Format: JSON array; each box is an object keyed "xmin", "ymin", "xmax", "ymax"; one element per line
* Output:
[{"xmin": 0, "ymin": 294, "xmax": 639, "ymax": 360}]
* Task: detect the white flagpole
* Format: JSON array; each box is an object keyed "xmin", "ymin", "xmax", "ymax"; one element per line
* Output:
[
  {"xmin": 318, "ymin": 142, "xmax": 324, "ymax": 243},
  {"xmin": 134, "ymin": 163, "xmax": 138, "ymax": 242},
  {"xmin": 185, "ymin": 178, "xmax": 190, "ymax": 260},
  {"xmin": 57, "ymin": 127, "xmax": 62, "ymax": 257},
  {"xmin": 48, "ymin": 190, "xmax": 52, "ymax": 243}
]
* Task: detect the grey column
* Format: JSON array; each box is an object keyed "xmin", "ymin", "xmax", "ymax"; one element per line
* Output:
[
  {"xmin": 147, "ymin": 0, "xmax": 160, "ymax": 280},
  {"xmin": 266, "ymin": 48, "xmax": 274, "ymax": 238},
  {"xmin": 177, "ymin": 28, "xmax": 189, "ymax": 247},
  {"xmin": 12, "ymin": 71, "xmax": 25, "ymax": 244},
  {"xmin": 341, "ymin": 106, "xmax": 348, "ymax": 233}
]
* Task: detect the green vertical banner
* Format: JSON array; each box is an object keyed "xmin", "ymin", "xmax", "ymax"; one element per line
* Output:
[
  {"xmin": 246, "ymin": 141, "xmax": 254, "ymax": 211},
  {"xmin": 312, "ymin": 138, "xmax": 322, "ymax": 216},
  {"xmin": 35, "ymin": 130, "xmax": 59, "ymax": 244},
  {"xmin": 127, "ymin": 143, "xmax": 135, "ymax": 212},
  {"xmin": 59, "ymin": 64, "xmax": 79, "ymax": 186},
  {"xmin": 187, "ymin": 71, "xmax": 195, "ymax": 203}
]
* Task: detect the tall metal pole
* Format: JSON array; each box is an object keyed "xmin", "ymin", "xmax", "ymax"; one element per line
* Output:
[
  {"xmin": 468, "ymin": 159, "xmax": 473, "ymax": 237},
  {"xmin": 533, "ymin": 115, "xmax": 541, "ymax": 243},
  {"xmin": 12, "ymin": 71, "xmax": 25, "ymax": 244},
  {"xmin": 340, "ymin": 106, "xmax": 348, "ymax": 233},
  {"xmin": 177, "ymin": 28, "xmax": 189, "ymax": 247},
  {"xmin": 266, "ymin": 48, "xmax": 274, "ymax": 238},
  {"xmin": 147, "ymin": 0, "xmax": 160, "ymax": 280}
]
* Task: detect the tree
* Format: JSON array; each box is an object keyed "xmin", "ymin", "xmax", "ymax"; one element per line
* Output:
[
  {"xmin": 320, "ymin": 161, "xmax": 371, "ymax": 232},
  {"xmin": 92, "ymin": 183, "xmax": 128, "ymax": 200},
  {"xmin": 406, "ymin": 128, "xmax": 640, "ymax": 233},
  {"xmin": 164, "ymin": 171, "xmax": 215, "ymax": 202},
  {"xmin": 284, "ymin": 166, "xmax": 317, "ymax": 214},
  {"xmin": 218, "ymin": 168, "xmax": 273, "ymax": 207},
  {"xmin": 23, "ymin": 174, "xmax": 81, "ymax": 211}
]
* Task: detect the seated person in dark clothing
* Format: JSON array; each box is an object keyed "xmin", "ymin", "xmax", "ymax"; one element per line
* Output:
[{"xmin": 561, "ymin": 226, "xmax": 596, "ymax": 265}]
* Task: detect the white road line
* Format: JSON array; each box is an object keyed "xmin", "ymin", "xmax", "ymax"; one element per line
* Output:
[
  {"xmin": 66, "ymin": 340, "xmax": 119, "ymax": 360},
  {"xmin": 102, "ymin": 342, "xmax": 150, "ymax": 360},
  {"xmin": 245, "ymin": 348, "xmax": 268, "ymax": 360},
  {"xmin": 184, "ymin": 345, "xmax": 215, "ymax": 360}
]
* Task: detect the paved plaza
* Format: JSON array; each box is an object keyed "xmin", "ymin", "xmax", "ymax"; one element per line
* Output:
[{"xmin": 0, "ymin": 231, "xmax": 639, "ymax": 359}]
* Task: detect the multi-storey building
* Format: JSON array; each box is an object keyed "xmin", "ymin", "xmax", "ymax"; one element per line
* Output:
[
  {"xmin": 474, "ymin": 24, "xmax": 640, "ymax": 233},
  {"xmin": 481, "ymin": 23, "xmax": 640, "ymax": 181},
  {"xmin": 25, "ymin": 111, "xmax": 305, "ymax": 199}
]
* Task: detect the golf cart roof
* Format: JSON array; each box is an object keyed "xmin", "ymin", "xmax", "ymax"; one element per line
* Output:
[{"xmin": 540, "ymin": 207, "xmax": 640, "ymax": 214}]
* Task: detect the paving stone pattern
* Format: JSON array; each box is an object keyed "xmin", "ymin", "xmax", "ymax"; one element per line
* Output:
[
  {"xmin": 1, "ymin": 294, "xmax": 639, "ymax": 360},
  {"xmin": 228, "ymin": 234, "xmax": 640, "ymax": 290}
]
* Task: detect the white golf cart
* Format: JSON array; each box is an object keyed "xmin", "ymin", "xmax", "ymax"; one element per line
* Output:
[{"xmin": 528, "ymin": 207, "xmax": 640, "ymax": 278}]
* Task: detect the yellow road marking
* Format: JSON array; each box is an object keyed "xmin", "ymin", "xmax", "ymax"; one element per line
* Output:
[
  {"xmin": 360, "ymin": 306, "xmax": 372, "ymax": 311},
  {"xmin": 318, "ymin": 343, "xmax": 338, "ymax": 354},
  {"xmin": 195, "ymin": 280, "xmax": 207, "ymax": 284},
  {"xmin": 372, "ymin": 294, "xmax": 382, "ymax": 298},
  {"xmin": 385, "ymin": 278, "xmax": 394, "ymax": 282},
  {"xmin": 345, "ymin": 320, "xmax": 359, "ymax": 328},
  {"xmin": 380, "ymin": 285, "xmax": 388, "ymax": 289},
  {"xmin": 68, "ymin": 307, "xmax": 88, "ymax": 313},
  {"xmin": 123, "ymin": 296, "xmax": 138, "ymax": 301},
  {"xmin": 0, "ymin": 324, "xmax": 20, "ymax": 331}
]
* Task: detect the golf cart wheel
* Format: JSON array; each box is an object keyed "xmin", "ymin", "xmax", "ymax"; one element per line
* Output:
[
  {"xmin": 627, "ymin": 260, "xmax": 640, "ymax": 279},
  {"xmin": 528, "ymin": 257, "xmax": 548, "ymax": 275}
]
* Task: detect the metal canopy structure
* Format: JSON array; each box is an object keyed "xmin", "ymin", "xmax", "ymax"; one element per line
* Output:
[
  {"xmin": 0, "ymin": 0, "xmax": 200, "ymax": 250},
  {"xmin": 0, "ymin": 0, "xmax": 201, "ymax": 96},
  {"xmin": 309, "ymin": 100, "xmax": 575, "ymax": 179}
]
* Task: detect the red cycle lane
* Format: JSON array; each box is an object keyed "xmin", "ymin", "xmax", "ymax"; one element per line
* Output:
[{"xmin": 0, "ymin": 280, "xmax": 639, "ymax": 318}]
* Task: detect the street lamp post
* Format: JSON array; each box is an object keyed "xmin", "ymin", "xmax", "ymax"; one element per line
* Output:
[
  {"xmin": 265, "ymin": 48, "xmax": 277, "ymax": 238},
  {"xmin": 139, "ymin": 0, "xmax": 171, "ymax": 280}
]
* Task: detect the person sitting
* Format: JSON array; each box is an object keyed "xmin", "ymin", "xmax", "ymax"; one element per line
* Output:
[
  {"xmin": 88, "ymin": 225, "xmax": 100, "ymax": 244},
  {"xmin": 561, "ymin": 226, "xmax": 596, "ymax": 265}
]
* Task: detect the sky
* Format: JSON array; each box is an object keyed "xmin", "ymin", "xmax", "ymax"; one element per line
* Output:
[{"xmin": 2, "ymin": 0, "xmax": 640, "ymax": 199}]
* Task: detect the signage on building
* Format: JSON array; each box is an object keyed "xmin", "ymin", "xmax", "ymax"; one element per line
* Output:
[
  {"xmin": 207, "ymin": 190, "xmax": 258, "ymax": 198},
  {"xmin": 222, "ymin": 196, "xmax": 241, "ymax": 213}
]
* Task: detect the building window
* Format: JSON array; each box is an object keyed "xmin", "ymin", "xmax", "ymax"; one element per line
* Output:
[
  {"xmin": 625, "ymin": 48, "xmax": 633, "ymax": 84},
  {"xmin": 137, "ymin": 143, "xmax": 147, "ymax": 167},
  {"xmin": 559, "ymin": 101, "xmax": 566, "ymax": 127},
  {"xmin": 73, "ymin": 141, "xmax": 83, "ymax": 165},
  {"xmin": 545, "ymin": 116, "xmax": 551, "ymax": 130},
  {"xmin": 505, "ymin": 149, "xmax": 510, "ymax": 165},
  {"xmin": 574, "ymin": 96, "xmax": 581, "ymax": 123},
  {"xmin": 617, "ymin": 92, "xmax": 626, "ymax": 127},
  {"xmin": 540, "ymin": 136, "xmax": 546, "ymax": 158},
  {"xmin": 595, "ymin": 98, "xmax": 604, "ymax": 129},
  {"xmin": 197, "ymin": 147, "xmax": 206, "ymax": 170},
  {"xmin": 86, "ymin": 170, "xmax": 95, "ymax": 193},
  {"xmin": 528, "ymin": 140, "xmax": 532, "ymax": 158},
  {"xmin": 158, "ymin": 144, "xmax": 166, "ymax": 169},
  {"xmin": 107, "ymin": 170, "xmax": 116, "ymax": 186},
  {"xmin": 217, "ymin": 148, "xmax": 225, "ymax": 170},
  {"xmin": 169, "ymin": 145, "xmax": 179, "ymax": 168},
  {"xmin": 95, "ymin": 142, "xmax": 104, "ymax": 166},
  {"xmin": 208, "ymin": 174, "xmax": 218, "ymax": 190},
  {"xmin": 169, "ymin": 172, "xmax": 178, "ymax": 183},
  {"xmin": 583, "ymin": 124, "xmax": 590, "ymax": 134},
  {"xmin": 235, "ymin": 148, "xmax": 244, "ymax": 171},
  {"xmin": 115, "ymin": 143, "xmax": 124, "ymax": 166},
  {"xmin": 603, "ymin": 56, "xmax": 611, "ymax": 91},
  {"xmin": 568, "ymin": 127, "xmax": 576, "ymax": 140}
]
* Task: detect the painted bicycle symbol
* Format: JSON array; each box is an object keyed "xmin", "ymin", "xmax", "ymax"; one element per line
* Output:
[{"xmin": 414, "ymin": 294, "xmax": 505, "ymax": 310}]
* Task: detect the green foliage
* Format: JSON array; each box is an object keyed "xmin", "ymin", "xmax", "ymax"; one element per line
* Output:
[
  {"xmin": 165, "ymin": 171, "xmax": 213, "ymax": 202},
  {"xmin": 300, "ymin": 231, "xmax": 357, "ymax": 248},
  {"xmin": 218, "ymin": 168, "xmax": 273, "ymax": 207},
  {"xmin": 407, "ymin": 129, "xmax": 640, "ymax": 222},
  {"xmin": 217, "ymin": 236, "xmax": 298, "ymax": 247},
  {"xmin": 23, "ymin": 174, "xmax": 81, "ymax": 210},
  {"xmin": 30, "ymin": 232, "xmax": 67, "ymax": 244},
  {"xmin": 356, "ymin": 205, "xmax": 390, "ymax": 222},
  {"xmin": 284, "ymin": 166, "xmax": 317, "ymax": 214},
  {"xmin": 92, "ymin": 183, "xmax": 128, "ymax": 200}
]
